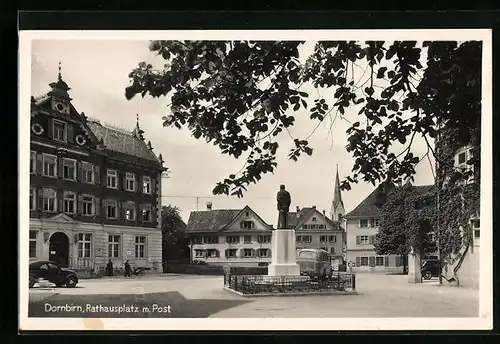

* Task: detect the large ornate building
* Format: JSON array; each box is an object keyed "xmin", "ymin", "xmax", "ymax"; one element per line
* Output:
[{"xmin": 29, "ymin": 70, "xmax": 166, "ymax": 272}]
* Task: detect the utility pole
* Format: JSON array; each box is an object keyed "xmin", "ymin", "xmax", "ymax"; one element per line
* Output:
[{"xmin": 437, "ymin": 121, "xmax": 443, "ymax": 285}]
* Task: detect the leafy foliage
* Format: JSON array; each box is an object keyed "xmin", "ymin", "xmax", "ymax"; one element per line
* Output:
[
  {"xmin": 161, "ymin": 205, "xmax": 189, "ymax": 261},
  {"xmin": 126, "ymin": 40, "xmax": 481, "ymax": 198}
]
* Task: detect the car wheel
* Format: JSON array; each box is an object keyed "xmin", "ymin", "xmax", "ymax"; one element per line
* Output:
[
  {"xmin": 55, "ymin": 283, "xmax": 64, "ymax": 288},
  {"xmin": 29, "ymin": 280, "xmax": 35, "ymax": 288},
  {"xmin": 65, "ymin": 277, "xmax": 77, "ymax": 288},
  {"xmin": 423, "ymin": 271, "xmax": 432, "ymax": 280}
]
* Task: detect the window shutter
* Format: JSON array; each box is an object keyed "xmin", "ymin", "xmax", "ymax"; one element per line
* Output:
[
  {"xmin": 357, "ymin": 220, "xmax": 361, "ymax": 228},
  {"xmin": 94, "ymin": 165, "xmax": 100, "ymax": 185},
  {"xmin": 67, "ymin": 123, "xmax": 74, "ymax": 143},
  {"xmin": 216, "ymin": 250, "xmax": 220, "ymax": 258},
  {"xmin": 47, "ymin": 118, "xmax": 53, "ymax": 139},
  {"xmin": 36, "ymin": 154, "xmax": 43, "ymax": 175},
  {"xmin": 369, "ymin": 236, "xmax": 375, "ymax": 244},
  {"xmin": 224, "ymin": 249, "xmax": 228, "ymax": 258},
  {"xmin": 77, "ymin": 161, "xmax": 82, "ymax": 182},
  {"xmin": 355, "ymin": 257, "xmax": 361, "ymax": 266},
  {"xmin": 38, "ymin": 188, "xmax": 44, "ymax": 210},
  {"xmin": 57, "ymin": 191, "xmax": 63, "ymax": 212},
  {"xmin": 395, "ymin": 255, "xmax": 401, "ymax": 267},
  {"xmin": 384, "ymin": 256, "xmax": 390, "ymax": 267},
  {"xmin": 58, "ymin": 157, "xmax": 63, "ymax": 178},
  {"xmin": 102, "ymin": 199, "xmax": 107, "ymax": 218},
  {"xmin": 94, "ymin": 197, "xmax": 100, "ymax": 216},
  {"xmin": 356, "ymin": 236, "xmax": 361, "ymax": 244},
  {"xmin": 369, "ymin": 256, "xmax": 376, "ymax": 267},
  {"xmin": 268, "ymin": 249, "xmax": 272, "ymax": 258},
  {"xmin": 151, "ymin": 177, "xmax": 156, "ymax": 195},
  {"xmin": 77, "ymin": 194, "xmax": 83, "ymax": 215}
]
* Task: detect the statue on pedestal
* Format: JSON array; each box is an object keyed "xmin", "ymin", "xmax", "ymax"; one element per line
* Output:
[{"xmin": 276, "ymin": 184, "xmax": 291, "ymax": 229}]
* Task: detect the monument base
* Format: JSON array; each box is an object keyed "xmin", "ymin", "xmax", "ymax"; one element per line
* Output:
[
  {"xmin": 407, "ymin": 251, "xmax": 422, "ymax": 283},
  {"xmin": 268, "ymin": 229, "xmax": 300, "ymax": 277}
]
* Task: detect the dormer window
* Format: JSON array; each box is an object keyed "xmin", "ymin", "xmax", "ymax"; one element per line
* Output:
[
  {"xmin": 53, "ymin": 120, "xmax": 67, "ymax": 142},
  {"xmin": 312, "ymin": 217, "xmax": 317, "ymax": 222},
  {"xmin": 241, "ymin": 221, "xmax": 255, "ymax": 229}
]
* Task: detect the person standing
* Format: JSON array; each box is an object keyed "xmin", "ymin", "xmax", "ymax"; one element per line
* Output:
[
  {"xmin": 124, "ymin": 260, "xmax": 131, "ymax": 278},
  {"xmin": 106, "ymin": 260, "xmax": 114, "ymax": 276}
]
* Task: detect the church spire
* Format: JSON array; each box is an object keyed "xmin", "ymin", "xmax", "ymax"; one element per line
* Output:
[
  {"xmin": 58, "ymin": 61, "xmax": 62, "ymax": 81},
  {"xmin": 330, "ymin": 165, "xmax": 345, "ymax": 224},
  {"xmin": 133, "ymin": 113, "xmax": 145, "ymax": 140}
]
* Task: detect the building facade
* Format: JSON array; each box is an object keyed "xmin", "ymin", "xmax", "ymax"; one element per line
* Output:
[
  {"xmin": 344, "ymin": 183, "xmax": 434, "ymax": 273},
  {"xmin": 29, "ymin": 72, "xmax": 166, "ymax": 272},
  {"xmin": 186, "ymin": 204, "xmax": 273, "ymax": 267}
]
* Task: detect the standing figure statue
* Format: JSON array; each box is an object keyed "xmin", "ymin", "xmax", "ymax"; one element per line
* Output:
[{"xmin": 276, "ymin": 184, "xmax": 291, "ymax": 229}]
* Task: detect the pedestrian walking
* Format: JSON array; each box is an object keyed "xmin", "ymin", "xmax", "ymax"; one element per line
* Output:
[{"xmin": 124, "ymin": 260, "xmax": 131, "ymax": 278}]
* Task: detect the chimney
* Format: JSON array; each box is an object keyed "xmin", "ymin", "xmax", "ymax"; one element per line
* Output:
[
  {"xmin": 322, "ymin": 210, "xmax": 326, "ymax": 218},
  {"xmin": 206, "ymin": 202, "xmax": 212, "ymax": 210},
  {"xmin": 312, "ymin": 205, "xmax": 316, "ymax": 209},
  {"xmin": 296, "ymin": 206, "xmax": 300, "ymax": 218}
]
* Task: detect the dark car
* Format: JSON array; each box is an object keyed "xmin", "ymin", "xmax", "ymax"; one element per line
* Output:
[
  {"xmin": 29, "ymin": 260, "xmax": 78, "ymax": 288},
  {"xmin": 421, "ymin": 259, "xmax": 442, "ymax": 280}
]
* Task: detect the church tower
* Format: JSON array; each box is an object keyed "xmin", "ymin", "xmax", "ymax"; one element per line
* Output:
[{"xmin": 330, "ymin": 165, "xmax": 345, "ymax": 226}]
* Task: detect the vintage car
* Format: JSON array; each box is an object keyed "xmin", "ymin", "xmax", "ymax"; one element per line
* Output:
[
  {"xmin": 29, "ymin": 260, "xmax": 79, "ymax": 288},
  {"xmin": 421, "ymin": 258, "xmax": 442, "ymax": 280},
  {"xmin": 296, "ymin": 248, "xmax": 332, "ymax": 280}
]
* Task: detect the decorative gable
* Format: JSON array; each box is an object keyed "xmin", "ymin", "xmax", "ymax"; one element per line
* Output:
[
  {"xmin": 221, "ymin": 206, "xmax": 272, "ymax": 232},
  {"xmin": 47, "ymin": 213, "xmax": 75, "ymax": 223}
]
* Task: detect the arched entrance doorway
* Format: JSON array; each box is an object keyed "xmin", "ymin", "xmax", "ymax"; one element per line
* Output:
[{"xmin": 49, "ymin": 232, "xmax": 69, "ymax": 268}]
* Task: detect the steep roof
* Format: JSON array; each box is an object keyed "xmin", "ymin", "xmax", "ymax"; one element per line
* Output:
[
  {"xmin": 186, "ymin": 209, "xmax": 242, "ymax": 233},
  {"xmin": 332, "ymin": 166, "xmax": 344, "ymax": 210},
  {"xmin": 87, "ymin": 121, "xmax": 161, "ymax": 163},
  {"xmin": 287, "ymin": 207, "xmax": 343, "ymax": 231},
  {"xmin": 345, "ymin": 182, "xmax": 435, "ymax": 218}
]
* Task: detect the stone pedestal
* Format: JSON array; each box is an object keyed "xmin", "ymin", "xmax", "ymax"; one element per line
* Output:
[
  {"xmin": 407, "ymin": 250, "xmax": 422, "ymax": 283},
  {"xmin": 268, "ymin": 229, "xmax": 300, "ymax": 276}
]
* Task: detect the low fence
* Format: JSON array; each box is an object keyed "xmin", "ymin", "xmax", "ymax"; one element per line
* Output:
[
  {"xmin": 163, "ymin": 264, "xmax": 269, "ymax": 276},
  {"xmin": 224, "ymin": 272, "xmax": 356, "ymax": 295}
]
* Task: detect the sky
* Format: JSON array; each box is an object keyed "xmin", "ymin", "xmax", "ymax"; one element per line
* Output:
[{"xmin": 31, "ymin": 39, "xmax": 435, "ymax": 225}]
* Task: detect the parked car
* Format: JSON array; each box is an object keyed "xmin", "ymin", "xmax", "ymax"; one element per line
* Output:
[
  {"xmin": 421, "ymin": 259, "xmax": 442, "ymax": 280},
  {"xmin": 296, "ymin": 248, "xmax": 332, "ymax": 280},
  {"xmin": 29, "ymin": 260, "xmax": 78, "ymax": 288}
]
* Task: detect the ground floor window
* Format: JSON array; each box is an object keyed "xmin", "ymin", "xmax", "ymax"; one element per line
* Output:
[
  {"xmin": 242, "ymin": 248, "xmax": 253, "ymax": 257},
  {"xmin": 77, "ymin": 233, "xmax": 92, "ymax": 258},
  {"xmin": 330, "ymin": 247, "xmax": 335, "ymax": 254},
  {"xmin": 359, "ymin": 257, "xmax": 369, "ymax": 266},
  {"xmin": 226, "ymin": 249, "xmax": 237, "ymax": 258},
  {"xmin": 206, "ymin": 249, "xmax": 219, "ymax": 258},
  {"xmin": 194, "ymin": 250, "xmax": 205, "ymax": 258},
  {"xmin": 135, "ymin": 236, "xmax": 146, "ymax": 258},
  {"xmin": 375, "ymin": 256, "xmax": 385, "ymax": 266},
  {"xmin": 258, "ymin": 249, "xmax": 270, "ymax": 258},
  {"xmin": 108, "ymin": 235, "xmax": 121, "ymax": 258},
  {"xmin": 29, "ymin": 230, "xmax": 38, "ymax": 258}
]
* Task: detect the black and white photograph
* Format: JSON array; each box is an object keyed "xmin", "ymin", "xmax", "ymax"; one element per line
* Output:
[{"xmin": 19, "ymin": 29, "xmax": 492, "ymax": 331}]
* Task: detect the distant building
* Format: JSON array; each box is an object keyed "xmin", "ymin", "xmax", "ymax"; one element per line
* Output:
[
  {"xmin": 186, "ymin": 204, "xmax": 273, "ymax": 267},
  {"xmin": 344, "ymin": 182, "xmax": 433, "ymax": 273},
  {"xmin": 29, "ymin": 70, "xmax": 166, "ymax": 272}
]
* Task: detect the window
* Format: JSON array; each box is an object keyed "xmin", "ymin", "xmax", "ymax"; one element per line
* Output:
[
  {"xmin": 458, "ymin": 152, "xmax": 466, "ymax": 164},
  {"xmin": 328, "ymin": 235, "xmax": 336, "ymax": 243},
  {"xmin": 143, "ymin": 176, "xmax": 152, "ymax": 194},
  {"xmin": 42, "ymin": 188, "xmax": 57, "ymax": 212},
  {"xmin": 472, "ymin": 218, "xmax": 480, "ymax": 240},
  {"xmin": 107, "ymin": 170, "xmax": 117, "ymax": 188},
  {"xmin": 241, "ymin": 221, "xmax": 254, "ymax": 229},
  {"xmin": 375, "ymin": 256, "xmax": 385, "ymax": 266},
  {"xmin": 82, "ymin": 195, "xmax": 94, "ymax": 216},
  {"xmin": 455, "ymin": 146, "xmax": 475, "ymax": 184},
  {"xmin": 194, "ymin": 250, "xmax": 205, "ymax": 258},
  {"xmin": 107, "ymin": 199, "xmax": 118, "ymax": 219},
  {"xmin": 338, "ymin": 213, "xmax": 342, "ymax": 221},
  {"xmin": 245, "ymin": 211, "xmax": 250, "ymax": 217},
  {"xmin": 77, "ymin": 233, "xmax": 92, "ymax": 258},
  {"xmin": 360, "ymin": 257, "xmax": 369, "ymax": 266},
  {"xmin": 135, "ymin": 236, "xmax": 146, "ymax": 258},
  {"xmin": 360, "ymin": 236, "xmax": 369, "ymax": 244},
  {"xmin": 207, "ymin": 249, "xmax": 218, "ymax": 258},
  {"xmin": 372, "ymin": 218, "xmax": 380, "ymax": 227},
  {"xmin": 53, "ymin": 120, "xmax": 67, "ymax": 142},
  {"xmin": 226, "ymin": 249, "xmax": 237, "ymax": 258},
  {"xmin": 244, "ymin": 235, "xmax": 252, "ymax": 244},
  {"xmin": 257, "ymin": 235, "xmax": 271, "ymax": 244},
  {"xmin": 29, "ymin": 230, "xmax": 38, "ymax": 258},
  {"xmin": 312, "ymin": 217, "xmax": 317, "ymax": 222},
  {"xmin": 141, "ymin": 204, "xmax": 152, "ymax": 222},
  {"xmin": 30, "ymin": 151, "xmax": 36, "ymax": 174},
  {"xmin": 29, "ymin": 188, "xmax": 35, "ymax": 211},
  {"xmin": 63, "ymin": 159, "xmax": 76, "ymax": 180},
  {"xmin": 359, "ymin": 219, "xmax": 368, "ymax": 228},
  {"xmin": 330, "ymin": 247, "xmax": 335, "ymax": 254},
  {"xmin": 226, "ymin": 236, "xmax": 239, "ymax": 244},
  {"xmin": 126, "ymin": 173, "xmax": 136, "ymax": 191},
  {"xmin": 203, "ymin": 236, "xmax": 218, "ymax": 244},
  {"xmin": 320, "ymin": 235, "xmax": 327, "ymax": 243},
  {"xmin": 125, "ymin": 202, "xmax": 136, "ymax": 221},
  {"xmin": 63, "ymin": 192, "xmax": 76, "ymax": 214},
  {"xmin": 108, "ymin": 235, "xmax": 120, "ymax": 258},
  {"xmin": 258, "ymin": 249, "xmax": 270, "ymax": 258},
  {"xmin": 192, "ymin": 236, "xmax": 202, "ymax": 244},
  {"xmin": 242, "ymin": 249, "xmax": 253, "ymax": 257},
  {"xmin": 303, "ymin": 235, "xmax": 312, "ymax": 243},
  {"xmin": 82, "ymin": 162, "xmax": 94, "ymax": 184},
  {"xmin": 42, "ymin": 154, "xmax": 57, "ymax": 177}
]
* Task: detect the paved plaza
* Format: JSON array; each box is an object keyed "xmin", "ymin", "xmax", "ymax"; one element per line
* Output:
[{"xmin": 28, "ymin": 273, "xmax": 479, "ymax": 318}]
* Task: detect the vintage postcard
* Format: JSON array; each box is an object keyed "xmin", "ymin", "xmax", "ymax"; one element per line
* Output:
[{"xmin": 19, "ymin": 29, "xmax": 493, "ymax": 331}]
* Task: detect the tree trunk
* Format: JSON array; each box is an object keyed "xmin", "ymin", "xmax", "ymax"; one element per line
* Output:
[{"xmin": 402, "ymin": 254, "xmax": 408, "ymax": 275}]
